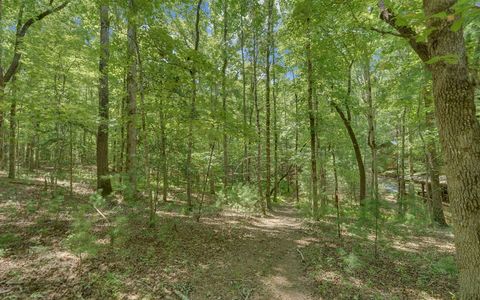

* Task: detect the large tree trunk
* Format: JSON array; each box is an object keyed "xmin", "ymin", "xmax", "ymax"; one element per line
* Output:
[
  {"xmin": 125, "ymin": 0, "xmax": 138, "ymax": 197},
  {"xmin": 381, "ymin": 1, "xmax": 480, "ymax": 296},
  {"xmin": 96, "ymin": 2, "xmax": 112, "ymax": 197},
  {"xmin": 426, "ymin": 3, "xmax": 480, "ymax": 296}
]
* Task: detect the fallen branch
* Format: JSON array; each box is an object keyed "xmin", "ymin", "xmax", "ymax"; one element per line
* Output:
[
  {"xmin": 174, "ymin": 290, "xmax": 190, "ymax": 300},
  {"xmin": 296, "ymin": 247, "xmax": 305, "ymax": 262},
  {"xmin": 93, "ymin": 205, "xmax": 110, "ymax": 224}
]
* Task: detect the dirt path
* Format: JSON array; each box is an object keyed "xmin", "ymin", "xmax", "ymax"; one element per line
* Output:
[
  {"xmin": 252, "ymin": 206, "xmax": 315, "ymax": 300},
  {"xmin": 188, "ymin": 205, "xmax": 317, "ymax": 300}
]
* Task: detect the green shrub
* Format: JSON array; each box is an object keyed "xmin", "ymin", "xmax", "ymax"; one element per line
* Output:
[
  {"xmin": 65, "ymin": 205, "xmax": 98, "ymax": 258},
  {"xmin": 432, "ymin": 256, "xmax": 457, "ymax": 277}
]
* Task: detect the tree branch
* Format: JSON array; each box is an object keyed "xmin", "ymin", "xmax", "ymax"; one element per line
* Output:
[
  {"xmin": 4, "ymin": 1, "xmax": 70, "ymax": 83},
  {"xmin": 370, "ymin": 27, "xmax": 404, "ymax": 37},
  {"xmin": 377, "ymin": 0, "xmax": 430, "ymax": 62}
]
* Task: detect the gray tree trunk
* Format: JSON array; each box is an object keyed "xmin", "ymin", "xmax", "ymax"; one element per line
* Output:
[{"xmin": 96, "ymin": 2, "xmax": 112, "ymax": 197}]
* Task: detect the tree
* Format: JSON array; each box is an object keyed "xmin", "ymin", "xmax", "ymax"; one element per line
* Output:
[
  {"xmin": 265, "ymin": 0, "xmax": 274, "ymax": 211},
  {"xmin": 186, "ymin": 0, "xmax": 203, "ymax": 211},
  {"xmin": 97, "ymin": 0, "xmax": 113, "ymax": 197},
  {"xmin": 380, "ymin": 1, "xmax": 480, "ymax": 297},
  {"xmin": 126, "ymin": 0, "xmax": 138, "ymax": 197},
  {"xmin": 0, "ymin": 0, "xmax": 70, "ymax": 171},
  {"xmin": 221, "ymin": 0, "xmax": 229, "ymax": 192},
  {"xmin": 331, "ymin": 60, "xmax": 366, "ymax": 204},
  {"xmin": 306, "ymin": 22, "xmax": 319, "ymax": 219}
]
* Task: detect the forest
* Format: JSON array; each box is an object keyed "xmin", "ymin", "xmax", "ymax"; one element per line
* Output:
[{"xmin": 0, "ymin": 0, "xmax": 479, "ymax": 299}]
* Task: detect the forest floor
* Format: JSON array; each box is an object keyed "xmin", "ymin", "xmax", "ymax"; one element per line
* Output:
[{"xmin": 0, "ymin": 172, "xmax": 457, "ymax": 299}]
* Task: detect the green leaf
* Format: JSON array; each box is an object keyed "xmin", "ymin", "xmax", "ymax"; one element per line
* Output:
[
  {"xmin": 451, "ymin": 17, "xmax": 464, "ymax": 32},
  {"xmin": 426, "ymin": 54, "xmax": 459, "ymax": 65}
]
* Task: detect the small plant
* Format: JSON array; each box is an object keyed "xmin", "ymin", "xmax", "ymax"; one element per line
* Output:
[
  {"xmin": 338, "ymin": 248, "xmax": 363, "ymax": 273},
  {"xmin": 0, "ymin": 233, "xmax": 20, "ymax": 249},
  {"xmin": 48, "ymin": 193, "xmax": 65, "ymax": 219},
  {"xmin": 432, "ymin": 256, "xmax": 457, "ymax": 277},
  {"xmin": 65, "ymin": 205, "xmax": 98, "ymax": 262},
  {"xmin": 87, "ymin": 272, "xmax": 122, "ymax": 298},
  {"xmin": 26, "ymin": 199, "xmax": 38, "ymax": 215}
]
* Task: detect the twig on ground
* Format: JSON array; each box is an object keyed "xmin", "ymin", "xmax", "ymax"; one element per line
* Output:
[
  {"xmin": 93, "ymin": 205, "xmax": 110, "ymax": 224},
  {"xmin": 297, "ymin": 247, "xmax": 305, "ymax": 262},
  {"xmin": 174, "ymin": 290, "xmax": 190, "ymax": 300}
]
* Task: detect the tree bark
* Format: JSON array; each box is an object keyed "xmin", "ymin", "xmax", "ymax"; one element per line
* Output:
[
  {"xmin": 365, "ymin": 58, "xmax": 379, "ymax": 257},
  {"xmin": 221, "ymin": 0, "xmax": 229, "ymax": 191},
  {"xmin": 96, "ymin": 2, "xmax": 112, "ymax": 197},
  {"xmin": 294, "ymin": 90, "xmax": 300, "ymax": 203},
  {"xmin": 265, "ymin": 0, "xmax": 273, "ymax": 211},
  {"xmin": 331, "ymin": 147, "xmax": 341, "ymax": 238},
  {"xmin": 240, "ymin": 18, "xmax": 248, "ymax": 183},
  {"xmin": 8, "ymin": 94, "xmax": 16, "ymax": 179},
  {"xmin": 273, "ymin": 33, "xmax": 279, "ymax": 204},
  {"xmin": 126, "ymin": 0, "xmax": 138, "ymax": 197},
  {"xmin": 397, "ymin": 108, "xmax": 407, "ymax": 214},
  {"xmin": 186, "ymin": 0, "xmax": 203, "ymax": 210},
  {"xmin": 331, "ymin": 61, "xmax": 366, "ymax": 204},
  {"xmin": 306, "ymin": 34, "xmax": 319, "ymax": 219},
  {"xmin": 252, "ymin": 18, "xmax": 265, "ymax": 215},
  {"xmin": 380, "ymin": 1, "xmax": 480, "ymax": 296},
  {"xmin": 159, "ymin": 98, "xmax": 168, "ymax": 202}
]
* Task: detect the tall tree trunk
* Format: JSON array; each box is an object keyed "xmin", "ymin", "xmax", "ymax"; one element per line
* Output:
[
  {"xmin": 0, "ymin": 0, "xmax": 4, "ymax": 170},
  {"xmin": 159, "ymin": 98, "xmax": 168, "ymax": 202},
  {"xmin": 294, "ymin": 90, "xmax": 300, "ymax": 203},
  {"xmin": 135, "ymin": 21, "xmax": 150, "ymax": 204},
  {"xmin": 380, "ymin": 2, "xmax": 480, "ymax": 293},
  {"xmin": 221, "ymin": 0, "xmax": 229, "ymax": 191},
  {"xmin": 315, "ymin": 92, "xmax": 326, "ymax": 210},
  {"xmin": 96, "ymin": 2, "xmax": 112, "ymax": 197},
  {"xmin": 125, "ymin": 0, "xmax": 138, "ymax": 197},
  {"xmin": 332, "ymin": 61, "xmax": 366, "ymax": 204},
  {"xmin": 69, "ymin": 125, "xmax": 74, "ymax": 197},
  {"xmin": 397, "ymin": 108, "xmax": 407, "ymax": 214},
  {"xmin": 252, "ymin": 23, "xmax": 265, "ymax": 215},
  {"xmin": 408, "ymin": 126, "xmax": 415, "ymax": 195},
  {"xmin": 186, "ymin": 0, "xmax": 203, "ymax": 211},
  {"xmin": 8, "ymin": 93, "xmax": 16, "ymax": 179},
  {"xmin": 241, "ymin": 18, "xmax": 248, "ymax": 183},
  {"xmin": 306, "ymin": 34, "xmax": 319, "ymax": 219},
  {"xmin": 364, "ymin": 57, "xmax": 379, "ymax": 256},
  {"xmin": 272, "ymin": 31, "xmax": 279, "ymax": 204},
  {"xmin": 427, "ymin": 13, "xmax": 480, "ymax": 296},
  {"xmin": 264, "ymin": 0, "xmax": 273, "ymax": 211},
  {"xmin": 331, "ymin": 147, "xmax": 341, "ymax": 238}
]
